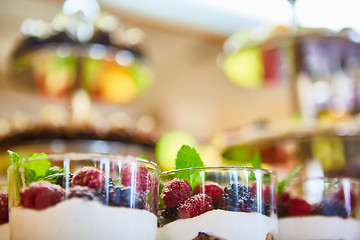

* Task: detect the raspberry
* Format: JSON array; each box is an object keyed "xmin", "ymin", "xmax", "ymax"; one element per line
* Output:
[
  {"xmin": 108, "ymin": 186, "xmax": 146, "ymax": 209},
  {"xmin": 161, "ymin": 178, "xmax": 192, "ymax": 208},
  {"xmin": 286, "ymin": 197, "xmax": 311, "ymax": 216},
  {"xmin": 21, "ymin": 181, "xmax": 65, "ymax": 210},
  {"xmin": 278, "ymin": 191, "xmax": 291, "ymax": 204},
  {"xmin": 0, "ymin": 193, "xmax": 8, "ymax": 224},
  {"xmin": 71, "ymin": 166, "xmax": 106, "ymax": 190},
  {"xmin": 333, "ymin": 187, "xmax": 356, "ymax": 208},
  {"xmin": 121, "ymin": 164, "xmax": 151, "ymax": 194},
  {"xmin": 178, "ymin": 193, "xmax": 213, "ymax": 219},
  {"xmin": 193, "ymin": 181, "xmax": 224, "ymax": 207},
  {"xmin": 250, "ymin": 183, "xmax": 271, "ymax": 201}
]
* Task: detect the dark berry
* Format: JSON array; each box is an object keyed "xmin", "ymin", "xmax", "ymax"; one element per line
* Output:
[
  {"xmin": 71, "ymin": 166, "xmax": 106, "ymax": 190},
  {"xmin": 67, "ymin": 186, "xmax": 99, "ymax": 200},
  {"xmin": 121, "ymin": 164, "xmax": 152, "ymax": 195},
  {"xmin": 21, "ymin": 181, "xmax": 65, "ymax": 210},
  {"xmin": 286, "ymin": 197, "xmax": 311, "ymax": 216},
  {"xmin": 312, "ymin": 200, "xmax": 348, "ymax": 218},
  {"xmin": 56, "ymin": 173, "xmax": 73, "ymax": 188},
  {"xmin": 161, "ymin": 178, "xmax": 192, "ymax": 208},
  {"xmin": 193, "ymin": 181, "xmax": 224, "ymax": 207},
  {"xmin": 178, "ymin": 194, "xmax": 213, "ymax": 219},
  {"xmin": 0, "ymin": 193, "xmax": 8, "ymax": 224},
  {"xmin": 277, "ymin": 202, "xmax": 288, "ymax": 217},
  {"xmin": 192, "ymin": 232, "xmax": 225, "ymax": 240},
  {"xmin": 333, "ymin": 187, "xmax": 356, "ymax": 208},
  {"xmin": 220, "ymin": 183, "xmax": 273, "ymax": 216},
  {"xmin": 158, "ymin": 207, "xmax": 179, "ymax": 226},
  {"xmin": 108, "ymin": 186, "xmax": 146, "ymax": 209}
]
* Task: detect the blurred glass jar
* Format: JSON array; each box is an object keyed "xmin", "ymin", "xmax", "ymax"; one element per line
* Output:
[
  {"xmin": 8, "ymin": 153, "xmax": 160, "ymax": 240},
  {"xmin": 277, "ymin": 177, "xmax": 360, "ymax": 240}
]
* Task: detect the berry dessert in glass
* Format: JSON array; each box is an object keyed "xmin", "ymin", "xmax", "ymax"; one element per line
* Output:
[
  {"xmin": 0, "ymin": 182, "xmax": 8, "ymax": 240},
  {"xmin": 7, "ymin": 152, "xmax": 160, "ymax": 240},
  {"xmin": 157, "ymin": 166, "xmax": 278, "ymax": 240},
  {"xmin": 278, "ymin": 177, "xmax": 360, "ymax": 240}
]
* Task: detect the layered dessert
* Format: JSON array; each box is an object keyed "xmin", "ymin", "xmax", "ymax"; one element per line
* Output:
[
  {"xmin": 278, "ymin": 187, "xmax": 360, "ymax": 240},
  {"xmin": 157, "ymin": 165, "xmax": 277, "ymax": 240},
  {"xmin": 0, "ymin": 191, "xmax": 8, "ymax": 240},
  {"xmin": 8, "ymin": 153, "xmax": 159, "ymax": 240}
]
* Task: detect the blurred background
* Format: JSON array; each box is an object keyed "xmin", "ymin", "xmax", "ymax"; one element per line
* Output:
[{"xmin": 0, "ymin": 0, "xmax": 360, "ymax": 180}]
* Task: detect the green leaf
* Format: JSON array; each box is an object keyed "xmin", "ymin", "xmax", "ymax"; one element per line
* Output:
[
  {"xmin": 44, "ymin": 166, "xmax": 66, "ymax": 184},
  {"xmin": 249, "ymin": 150, "xmax": 262, "ymax": 181},
  {"xmin": 278, "ymin": 164, "xmax": 303, "ymax": 196},
  {"xmin": 251, "ymin": 151, "xmax": 261, "ymax": 168},
  {"xmin": 175, "ymin": 145, "xmax": 205, "ymax": 188},
  {"xmin": 8, "ymin": 150, "xmax": 24, "ymax": 164},
  {"xmin": 175, "ymin": 145, "xmax": 205, "ymax": 170}
]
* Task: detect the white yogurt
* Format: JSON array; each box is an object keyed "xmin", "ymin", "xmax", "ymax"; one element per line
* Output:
[
  {"xmin": 157, "ymin": 210, "xmax": 277, "ymax": 240},
  {"xmin": 10, "ymin": 198, "xmax": 157, "ymax": 240},
  {"xmin": 0, "ymin": 223, "xmax": 9, "ymax": 240},
  {"xmin": 279, "ymin": 216, "xmax": 360, "ymax": 240}
]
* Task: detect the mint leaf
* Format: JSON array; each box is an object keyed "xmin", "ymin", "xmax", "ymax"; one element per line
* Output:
[
  {"xmin": 45, "ymin": 166, "xmax": 65, "ymax": 184},
  {"xmin": 8, "ymin": 150, "xmax": 24, "ymax": 164},
  {"xmin": 175, "ymin": 145, "xmax": 205, "ymax": 188},
  {"xmin": 22, "ymin": 159, "xmax": 51, "ymax": 185},
  {"xmin": 278, "ymin": 164, "xmax": 303, "ymax": 196},
  {"xmin": 249, "ymin": 151, "xmax": 261, "ymax": 181},
  {"xmin": 251, "ymin": 151, "xmax": 261, "ymax": 168},
  {"xmin": 175, "ymin": 145, "xmax": 205, "ymax": 170}
]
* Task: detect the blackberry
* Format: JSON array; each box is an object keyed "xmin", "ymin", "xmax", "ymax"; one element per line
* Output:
[
  {"xmin": 277, "ymin": 202, "xmax": 287, "ymax": 217},
  {"xmin": 56, "ymin": 173, "xmax": 73, "ymax": 188},
  {"xmin": 107, "ymin": 186, "xmax": 146, "ymax": 209},
  {"xmin": 158, "ymin": 207, "xmax": 179, "ymax": 226},
  {"xmin": 312, "ymin": 200, "xmax": 348, "ymax": 218},
  {"xmin": 220, "ymin": 183, "xmax": 272, "ymax": 216},
  {"xmin": 67, "ymin": 186, "xmax": 100, "ymax": 200}
]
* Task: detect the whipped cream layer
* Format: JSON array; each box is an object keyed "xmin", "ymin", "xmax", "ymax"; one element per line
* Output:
[
  {"xmin": 10, "ymin": 198, "xmax": 157, "ymax": 240},
  {"xmin": 157, "ymin": 210, "xmax": 277, "ymax": 240},
  {"xmin": 0, "ymin": 223, "xmax": 9, "ymax": 240},
  {"xmin": 279, "ymin": 216, "xmax": 360, "ymax": 240}
]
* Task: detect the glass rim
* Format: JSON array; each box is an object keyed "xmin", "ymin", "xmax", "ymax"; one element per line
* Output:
[
  {"xmin": 161, "ymin": 165, "xmax": 275, "ymax": 176},
  {"xmin": 8, "ymin": 152, "xmax": 160, "ymax": 170},
  {"xmin": 293, "ymin": 176, "xmax": 360, "ymax": 185}
]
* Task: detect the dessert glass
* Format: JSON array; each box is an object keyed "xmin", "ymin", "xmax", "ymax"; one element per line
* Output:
[
  {"xmin": 278, "ymin": 177, "xmax": 360, "ymax": 240},
  {"xmin": 7, "ymin": 153, "xmax": 160, "ymax": 240},
  {"xmin": 0, "ymin": 182, "xmax": 8, "ymax": 240},
  {"xmin": 157, "ymin": 166, "xmax": 277, "ymax": 240}
]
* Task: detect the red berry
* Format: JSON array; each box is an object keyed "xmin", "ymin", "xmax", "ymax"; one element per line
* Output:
[
  {"xmin": 250, "ymin": 183, "xmax": 272, "ymax": 201},
  {"xmin": 286, "ymin": 197, "xmax": 311, "ymax": 216},
  {"xmin": 178, "ymin": 193, "xmax": 213, "ymax": 219},
  {"xmin": 193, "ymin": 181, "xmax": 224, "ymax": 207},
  {"xmin": 161, "ymin": 178, "xmax": 192, "ymax": 208},
  {"xmin": 121, "ymin": 164, "xmax": 151, "ymax": 194},
  {"xmin": 71, "ymin": 166, "xmax": 106, "ymax": 190},
  {"xmin": 333, "ymin": 187, "xmax": 356, "ymax": 208},
  {"xmin": 0, "ymin": 193, "xmax": 8, "ymax": 224},
  {"xmin": 279, "ymin": 191, "xmax": 291, "ymax": 204},
  {"xmin": 21, "ymin": 181, "xmax": 65, "ymax": 210}
]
